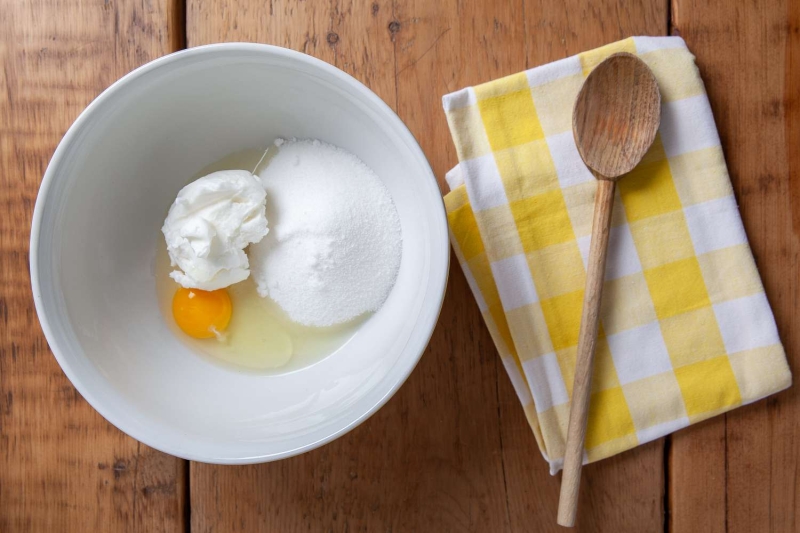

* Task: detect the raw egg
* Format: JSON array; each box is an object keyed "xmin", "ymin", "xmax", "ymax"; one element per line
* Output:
[{"xmin": 172, "ymin": 287, "xmax": 232, "ymax": 339}]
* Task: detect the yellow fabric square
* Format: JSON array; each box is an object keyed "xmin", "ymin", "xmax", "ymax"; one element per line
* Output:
[
  {"xmin": 538, "ymin": 403, "xmax": 571, "ymax": 460},
  {"xmin": 728, "ymin": 345, "xmax": 792, "ymax": 402},
  {"xmin": 641, "ymin": 48, "xmax": 705, "ymax": 102},
  {"xmin": 669, "ymin": 147, "xmax": 734, "ymax": 207},
  {"xmin": 526, "ymin": 242, "xmax": 585, "ymax": 300},
  {"xmin": 586, "ymin": 387, "xmax": 636, "ymax": 449},
  {"xmin": 478, "ymin": 89, "xmax": 544, "ymax": 152},
  {"xmin": 556, "ymin": 339, "xmax": 620, "ymax": 397},
  {"xmin": 600, "ymin": 272, "xmax": 658, "ymax": 335},
  {"xmin": 488, "ymin": 300, "xmax": 515, "ymax": 346},
  {"xmin": 686, "ymin": 406, "xmax": 734, "ymax": 424},
  {"xmin": 619, "ymin": 154, "xmax": 683, "ymax": 223},
  {"xmin": 561, "ymin": 182, "xmax": 596, "ymax": 238},
  {"xmin": 447, "ymin": 202, "xmax": 484, "ymax": 260},
  {"xmin": 443, "ymin": 183, "xmax": 469, "ymax": 212},
  {"xmin": 473, "ymin": 205, "xmax": 525, "ymax": 261},
  {"xmin": 629, "ymin": 210, "xmax": 695, "ymax": 270},
  {"xmin": 561, "ymin": 182, "xmax": 629, "ymax": 239},
  {"xmin": 467, "ymin": 255, "xmax": 500, "ymax": 310},
  {"xmin": 474, "ymin": 71, "xmax": 530, "ymax": 100},
  {"xmin": 540, "ymin": 289, "xmax": 584, "ymax": 351},
  {"xmin": 483, "ymin": 308, "xmax": 515, "ymax": 357},
  {"xmin": 530, "ymin": 73, "xmax": 584, "ymax": 136},
  {"xmin": 592, "ymin": 338, "xmax": 621, "ymax": 393},
  {"xmin": 645, "ymin": 257, "xmax": 711, "ymax": 319},
  {"xmin": 505, "ymin": 303, "xmax": 554, "ymax": 360},
  {"xmin": 622, "ymin": 372, "xmax": 688, "ymax": 428},
  {"xmin": 586, "ymin": 433, "xmax": 639, "ymax": 463},
  {"xmin": 522, "ymin": 402, "xmax": 546, "ymax": 454},
  {"xmin": 698, "ymin": 244, "xmax": 764, "ymax": 304},
  {"xmin": 639, "ymin": 134, "xmax": 669, "ymax": 165},
  {"xmin": 445, "ymin": 104, "xmax": 493, "ymax": 160},
  {"xmin": 494, "ymin": 140, "xmax": 559, "ymax": 201},
  {"xmin": 511, "ymin": 190, "xmax": 575, "ymax": 252},
  {"xmin": 660, "ymin": 307, "xmax": 726, "ymax": 368},
  {"xmin": 555, "ymin": 346, "xmax": 577, "ymax": 395},
  {"xmin": 675, "ymin": 356, "xmax": 742, "ymax": 417},
  {"xmin": 579, "ymin": 37, "xmax": 636, "ymax": 75}
]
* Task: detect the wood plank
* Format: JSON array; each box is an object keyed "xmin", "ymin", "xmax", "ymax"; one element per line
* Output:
[
  {"xmin": 509, "ymin": 3, "xmax": 667, "ymax": 531},
  {"xmin": 186, "ymin": 0, "xmax": 666, "ymax": 531},
  {"xmin": 668, "ymin": 420, "xmax": 726, "ymax": 533},
  {"xmin": 669, "ymin": 0, "xmax": 800, "ymax": 531},
  {"xmin": 0, "ymin": 1, "xmax": 186, "ymax": 531},
  {"xmin": 188, "ymin": 2, "xmax": 512, "ymax": 531},
  {"xmin": 393, "ymin": 0, "xmax": 668, "ymax": 528}
]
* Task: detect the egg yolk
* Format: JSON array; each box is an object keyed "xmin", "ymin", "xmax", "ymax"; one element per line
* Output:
[{"xmin": 172, "ymin": 287, "xmax": 232, "ymax": 339}]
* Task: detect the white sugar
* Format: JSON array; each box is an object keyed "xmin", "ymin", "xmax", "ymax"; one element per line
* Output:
[{"xmin": 249, "ymin": 139, "xmax": 402, "ymax": 327}]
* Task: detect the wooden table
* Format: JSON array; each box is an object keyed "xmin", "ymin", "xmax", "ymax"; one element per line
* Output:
[{"xmin": 1, "ymin": 0, "xmax": 797, "ymax": 531}]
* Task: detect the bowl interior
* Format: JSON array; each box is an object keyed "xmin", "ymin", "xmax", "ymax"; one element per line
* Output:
[{"xmin": 32, "ymin": 45, "xmax": 448, "ymax": 462}]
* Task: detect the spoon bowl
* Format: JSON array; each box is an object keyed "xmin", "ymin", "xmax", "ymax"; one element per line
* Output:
[{"xmin": 573, "ymin": 52, "xmax": 661, "ymax": 179}]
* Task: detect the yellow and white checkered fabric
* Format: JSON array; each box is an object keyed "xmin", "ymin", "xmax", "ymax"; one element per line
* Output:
[{"xmin": 443, "ymin": 37, "xmax": 792, "ymax": 474}]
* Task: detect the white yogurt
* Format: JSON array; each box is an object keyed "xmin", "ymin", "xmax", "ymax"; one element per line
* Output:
[{"xmin": 162, "ymin": 169, "xmax": 268, "ymax": 291}]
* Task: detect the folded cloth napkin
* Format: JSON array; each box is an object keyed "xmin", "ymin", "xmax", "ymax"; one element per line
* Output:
[{"xmin": 442, "ymin": 36, "xmax": 792, "ymax": 474}]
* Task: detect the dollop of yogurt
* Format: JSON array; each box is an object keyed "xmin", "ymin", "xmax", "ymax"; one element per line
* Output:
[{"xmin": 162, "ymin": 169, "xmax": 268, "ymax": 291}]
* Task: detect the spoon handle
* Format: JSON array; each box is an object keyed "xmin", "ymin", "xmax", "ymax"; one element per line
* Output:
[{"xmin": 557, "ymin": 177, "xmax": 616, "ymax": 527}]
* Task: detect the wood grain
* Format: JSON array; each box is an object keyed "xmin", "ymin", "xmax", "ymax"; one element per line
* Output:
[
  {"xmin": 670, "ymin": 0, "xmax": 800, "ymax": 532},
  {"xmin": 186, "ymin": 1, "xmax": 667, "ymax": 531},
  {"xmin": 667, "ymin": 420, "xmax": 726, "ymax": 533},
  {"xmin": 572, "ymin": 53, "xmax": 662, "ymax": 179},
  {"xmin": 558, "ymin": 178, "xmax": 616, "ymax": 527},
  {"xmin": 0, "ymin": 0, "xmax": 186, "ymax": 531},
  {"xmin": 5, "ymin": 0, "xmax": 795, "ymax": 531}
]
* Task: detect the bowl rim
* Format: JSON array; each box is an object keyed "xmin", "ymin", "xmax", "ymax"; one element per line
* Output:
[{"xmin": 30, "ymin": 42, "xmax": 450, "ymax": 464}]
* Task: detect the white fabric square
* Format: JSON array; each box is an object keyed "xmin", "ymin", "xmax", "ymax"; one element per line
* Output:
[
  {"xmin": 684, "ymin": 195, "xmax": 747, "ymax": 255},
  {"xmin": 607, "ymin": 322, "xmax": 673, "ymax": 384},
  {"xmin": 660, "ymin": 95, "xmax": 721, "ymax": 158},
  {"xmin": 445, "ymin": 164, "xmax": 465, "ymax": 190},
  {"xmin": 576, "ymin": 225, "xmax": 642, "ymax": 280},
  {"xmin": 462, "ymin": 153, "xmax": 508, "ymax": 211},
  {"xmin": 526, "ymin": 55, "xmax": 582, "ymax": 87},
  {"xmin": 491, "ymin": 254, "xmax": 539, "ymax": 310},
  {"xmin": 522, "ymin": 352, "xmax": 569, "ymax": 412},
  {"xmin": 501, "ymin": 356, "xmax": 534, "ymax": 405},
  {"xmin": 577, "ymin": 234, "xmax": 591, "ymax": 270},
  {"xmin": 442, "ymin": 87, "xmax": 477, "ymax": 111},
  {"xmin": 633, "ymin": 36, "xmax": 686, "ymax": 55},
  {"xmin": 547, "ymin": 131, "xmax": 595, "ymax": 188},
  {"xmin": 713, "ymin": 293, "xmax": 780, "ymax": 354},
  {"xmin": 636, "ymin": 417, "xmax": 690, "ymax": 444},
  {"xmin": 606, "ymin": 223, "xmax": 643, "ymax": 280}
]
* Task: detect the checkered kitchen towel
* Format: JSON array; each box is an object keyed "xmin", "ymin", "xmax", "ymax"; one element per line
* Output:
[{"xmin": 443, "ymin": 37, "xmax": 792, "ymax": 474}]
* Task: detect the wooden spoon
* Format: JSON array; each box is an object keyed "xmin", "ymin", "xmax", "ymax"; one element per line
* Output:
[{"xmin": 557, "ymin": 52, "xmax": 661, "ymax": 528}]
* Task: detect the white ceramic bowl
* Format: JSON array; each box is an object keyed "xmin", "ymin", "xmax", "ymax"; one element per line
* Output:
[{"xmin": 31, "ymin": 43, "xmax": 449, "ymax": 463}]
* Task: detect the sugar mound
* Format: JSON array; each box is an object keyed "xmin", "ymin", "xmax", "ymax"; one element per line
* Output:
[{"xmin": 249, "ymin": 139, "xmax": 402, "ymax": 327}]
